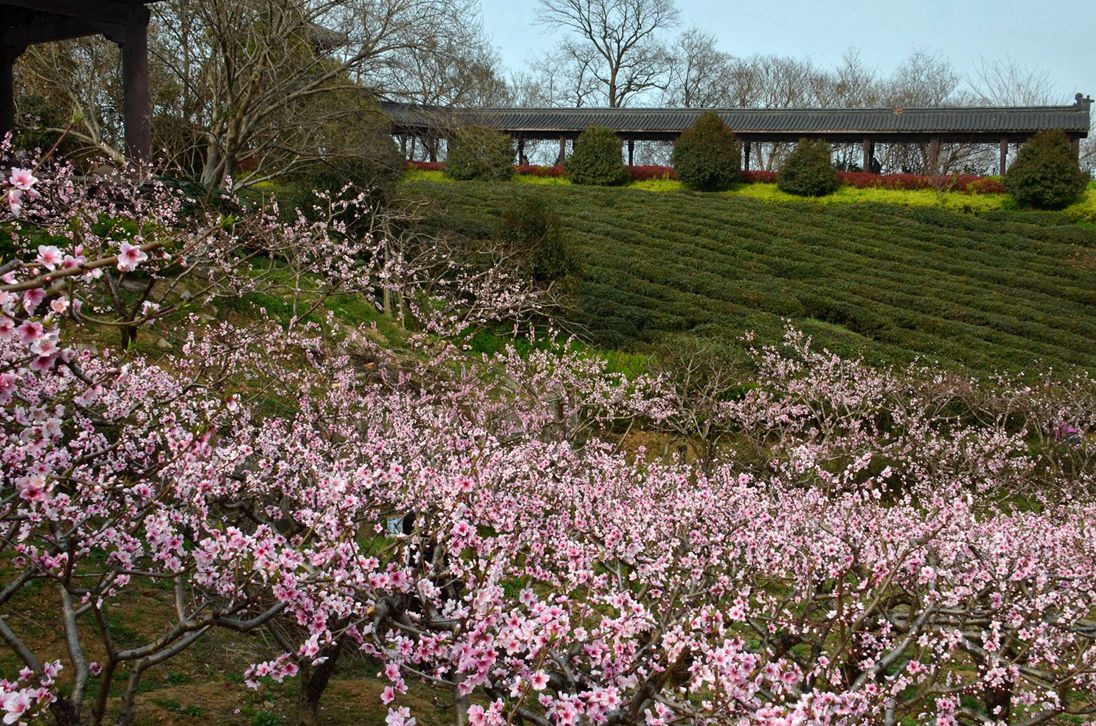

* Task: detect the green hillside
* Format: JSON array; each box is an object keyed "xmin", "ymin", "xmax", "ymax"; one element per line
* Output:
[{"xmin": 411, "ymin": 180, "xmax": 1096, "ymax": 376}]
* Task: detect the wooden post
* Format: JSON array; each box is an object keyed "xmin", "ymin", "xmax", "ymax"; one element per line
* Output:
[
  {"xmin": 0, "ymin": 48, "xmax": 17, "ymax": 139},
  {"xmin": 558, "ymin": 136, "xmax": 567, "ymax": 165},
  {"xmin": 120, "ymin": 8, "xmax": 152, "ymax": 160},
  {"xmin": 399, "ymin": 134, "xmax": 407, "ymax": 160},
  {"xmin": 862, "ymin": 139, "xmax": 871, "ymax": 172},
  {"xmin": 999, "ymin": 138, "xmax": 1008, "ymax": 175},
  {"xmin": 627, "ymin": 139, "xmax": 635, "ymax": 167},
  {"xmin": 743, "ymin": 142, "xmax": 751, "ymax": 171},
  {"xmin": 517, "ymin": 138, "xmax": 525, "ymax": 165},
  {"xmin": 736, "ymin": 139, "xmax": 744, "ymax": 169},
  {"xmin": 1071, "ymin": 137, "xmax": 1080, "ymax": 160}
]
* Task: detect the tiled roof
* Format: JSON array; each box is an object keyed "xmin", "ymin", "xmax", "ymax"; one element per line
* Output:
[{"xmin": 381, "ymin": 101, "xmax": 1092, "ymax": 138}]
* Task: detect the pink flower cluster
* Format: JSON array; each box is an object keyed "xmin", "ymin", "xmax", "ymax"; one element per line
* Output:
[{"xmin": 1, "ymin": 147, "xmax": 1094, "ymax": 726}]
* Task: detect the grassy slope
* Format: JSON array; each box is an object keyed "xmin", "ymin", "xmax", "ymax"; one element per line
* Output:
[{"xmin": 410, "ymin": 179, "xmax": 1096, "ymax": 376}]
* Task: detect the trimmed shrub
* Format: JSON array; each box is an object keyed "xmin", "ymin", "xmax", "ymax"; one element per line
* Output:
[
  {"xmin": 671, "ymin": 112, "xmax": 741, "ymax": 191},
  {"xmin": 446, "ymin": 126, "xmax": 514, "ymax": 181},
  {"xmin": 306, "ymin": 151, "xmax": 403, "ymax": 201},
  {"xmin": 778, "ymin": 139, "xmax": 839, "ymax": 197},
  {"xmin": 566, "ymin": 126, "xmax": 629, "ymax": 186},
  {"xmin": 1005, "ymin": 129, "xmax": 1089, "ymax": 209},
  {"xmin": 497, "ymin": 193, "xmax": 579, "ymax": 284}
]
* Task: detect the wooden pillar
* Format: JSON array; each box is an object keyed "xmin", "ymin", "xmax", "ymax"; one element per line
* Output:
[
  {"xmin": 0, "ymin": 47, "xmax": 17, "ymax": 139},
  {"xmin": 743, "ymin": 142, "xmax": 751, "ymax": 171},
  {"xmin": 999, "ymin": 138, "xmax": 1008, "ymax": 175},
  {"xmin": 736, "ymin": 139, "xmax": 744, "ymax": 169},
  {"xmin": 1071, "ymin": 137, "xmax": 1081, "ymax": 160},
  {"xmin": 517, "ymin": 138, "xmax": 525, "ymax": 165},
  {"xmin": 862, "ymin": 139, "xmax": 871, "ymax": 172},
  {"xmin": 120, "ymin": 8, "xmax": 152, "ymax": 160},
  {"xmin": 558, "ymin": 136, "xmax": 567, "ymax": 165},
  {"xmin": 627, "ymin": 139, "xmax": 635, "ymax": 166}
]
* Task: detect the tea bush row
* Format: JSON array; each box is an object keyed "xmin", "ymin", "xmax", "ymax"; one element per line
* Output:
[{"xmin": 410, "ymin": 180, "xmax": 1096, "ymax": 375}]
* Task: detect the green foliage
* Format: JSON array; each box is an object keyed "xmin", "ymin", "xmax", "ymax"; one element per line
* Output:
[
  {"xmin": 250, "ymin": 711, "xmax": 282, "ymax": 726},
  {"xmin": 408, "ymin": 180, "xmax": 1096, "ymax": 376},
  {"xmin": 566, "ymin": 127, "xmax": 629, "ymax": 186},
  {"xmin": 281, "ymin": 98, "xmax": 403, "ymax": 210},
  {"xmin": 777, "ymin": 139, "xmax": 840, "ymax": 197},
  {"xmin": 446, "ymin": 126, "xmax": 515, "ymax": 181},
  {"xmin": 1005, "ymin": 129, "xmax": 1089, "ymax": 210},
  {"xmin": 672, "ymin": 112, "xmax": 741, "ymax": 191},
  {"xmin": 497, "ymin": 193, "xmax": 579, "ymax": 284}
]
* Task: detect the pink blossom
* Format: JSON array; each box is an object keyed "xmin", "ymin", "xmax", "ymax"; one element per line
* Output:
[
  {"xmin": 36, "ymin": 246, "xmax": 64, "ymax": 271},
  {"xmin": 14, "ymin": 320, "xmax": 43, "ymax": 345},
  {"xmin": 116, "ymin": 242, "xmax": 148, "ymax": 272},
  {"xmin": 5, "ymin": 189, "xmax": 22, "ymax": 217},
  {"xmin": 8, "ymin": 167, "xmax": 37, "ymax": 191}
]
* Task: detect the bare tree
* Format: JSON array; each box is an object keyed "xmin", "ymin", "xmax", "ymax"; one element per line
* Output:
[
  {"xmin": 823, "ymin": 49, "xmax": 880, "ymax": 108},
  {"xmin": 969, "ymin": 55, "xmax": 1055, "ymax": 106},
  {"xmin": 14, "ymin": 37, "xmax": 126, "ymax": 162},
  {"xmin": 377, "ymin": 1, "xmax": 508, "ymax": 108},
  {"xmin": 152, "ymin": 0, "xmax": 473, "ymax": 187},
  {"xmin": 883, "ymin": 50, "xmax": 959, "ymax": 107},
  {"xmin": 535, "ymin": 0, "xmax": 679, "ymax": 108},
  {"xmin": 664, "ymin": 28, "xmax": 733, "ymax": 108},
  {"xmin": 525, "ymin": 40, "xmax": 605, "ymax": 108}
]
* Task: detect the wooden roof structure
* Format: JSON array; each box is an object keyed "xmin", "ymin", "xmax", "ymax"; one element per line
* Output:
[
  {"xmin": 383, "ymin": 97, "xmax": 1091, "ymax": 171},
  {"xmin": 381, "ymin": 98, "xmax": 1092, "ymax": 145},
  {"xmin": 1, "ymin": 0, "xmax": 165, "ymax": 159}
]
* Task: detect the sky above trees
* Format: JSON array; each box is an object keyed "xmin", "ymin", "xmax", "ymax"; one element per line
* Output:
[{"xmin": 481, "ymin": 0, "xmax": 1096, "ymax": 105}]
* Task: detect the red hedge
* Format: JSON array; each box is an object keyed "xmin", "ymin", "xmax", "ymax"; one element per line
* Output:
[
  {"xmin": 629, "ymin": 165, "xmax": 676, "ymax": 181},
  {"xmin": 515, "ymin": 164, "xmax": 565, "ymax": 177},
  {"xmin": 836, "ymin": 172, "xmax": 1006, "ymax": 194},
  {"xmin": 404, "ymin": 160, "xmax": 446, "ymax": 172},
  {"xmin": 404, "ymin": 160, "xmax": 1006, "ymax": 195},
  {"xmin": 743, "ymin": 170, "xmax": 778, "ymax": 184}
]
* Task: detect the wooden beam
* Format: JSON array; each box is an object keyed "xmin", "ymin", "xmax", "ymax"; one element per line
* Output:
[
  {"xmin": 120, "ymin": 8, "xmax": 151, "ymax": 159},
  {"xmin": 0, "ymin": 14, "xmax": 119, "ymax": 49},
  {"xmin": 1, "ymin": 0, "xmax": 143, "ymax": 26}
]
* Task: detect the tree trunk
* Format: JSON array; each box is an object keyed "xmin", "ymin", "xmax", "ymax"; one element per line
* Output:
[
  {"xmin": 49, "ymin": 698, "xmax": 81, "ymax": 726},
  {"xmin": 295, "ymin": 639, "xmax": 343, "ymax": 726}
]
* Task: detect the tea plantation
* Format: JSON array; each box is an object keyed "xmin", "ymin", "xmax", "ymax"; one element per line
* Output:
[{"xmin": 411, "ymin": 180, "xmax": 1096, "ymax": 375}]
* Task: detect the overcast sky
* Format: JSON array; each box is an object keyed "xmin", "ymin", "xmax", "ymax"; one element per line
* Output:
[{"xmin": 478, "ymin": 0, "xmax": 1096, "ymax": 106}]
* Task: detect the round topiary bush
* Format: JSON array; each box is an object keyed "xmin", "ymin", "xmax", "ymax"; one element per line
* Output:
[
  {"xmin": 445, "ymin": 126, "xmax": 514, "ymax": 181},
  {"xmin": 497, "ymin": 193, "xmax": 579, "ymax": 284},
  {"xmin": 777, "ymin": 139, "xmax": 839, "ymax": 197},
  {"xmin": 1005, "ymin": 129, "xmax": 1089, "ymax": 210},
  {"xmin": 672, "ymin": 111, "xmax": 741, "ymax": 191},
  {"xmin": 566, "ymin": 126, "xmax": 629, "ymax": 186}
]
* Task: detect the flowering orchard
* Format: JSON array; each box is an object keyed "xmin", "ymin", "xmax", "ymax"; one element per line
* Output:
[{"xmin": 2, "ymin": 142, "xmax": 1096, "ymax": 726}]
